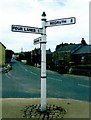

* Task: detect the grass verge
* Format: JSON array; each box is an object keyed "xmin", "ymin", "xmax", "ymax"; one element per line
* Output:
[{"xmin": 1, "ymin": 98, "xmax": 90, "ymax": 119}]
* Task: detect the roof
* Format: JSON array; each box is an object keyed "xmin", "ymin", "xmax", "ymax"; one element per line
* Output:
[
  {"xmin": 74, "ymin": 45, "xmax": 91, "ymax": 54},
  {"xmin": 56, "ymin": 44, "xmax": 80, "ymax": 53},
  {"xmin": 0, "ymin": 42, "xmax": 6, "ymax": 48},
  {"xmin": 46, "ymin": 50, "xmax": 52, "ymax": 54},
  {"xmin": 37, "ymin": 49, "xmax": 52, "ymax": 55}
]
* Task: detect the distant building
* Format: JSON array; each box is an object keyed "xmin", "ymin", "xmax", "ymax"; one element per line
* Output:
[
  {"xmin": 73, "ymin": 45, "xmax": 91, "ymax": 64},
  {"xmin": 52, "ymin": 44, "xmax": 81, "ymax": 67},
  {"xmin": 0, "ymin": 42, "xmax": 6, "ymax": 65},
  {"xmin": 52, "ymin": 38, "xmax": 90, "ymax": 73},
  {"xmin": 52, "ymin": 38, "xmax": 89, "ymax": 67}
]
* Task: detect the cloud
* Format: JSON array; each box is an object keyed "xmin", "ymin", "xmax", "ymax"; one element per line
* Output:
[
  {"xmin": 38, "ymin": 0, "xmax": 67, "ymax": 8},
  {"xmin": 0, "ymin": 0, "xmax": 89, "ymax": 52}
]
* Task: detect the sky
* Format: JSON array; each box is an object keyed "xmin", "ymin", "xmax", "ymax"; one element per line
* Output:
[{"xmin": 0, "ymin": 0, "xmax": 90, "ymax": 53}]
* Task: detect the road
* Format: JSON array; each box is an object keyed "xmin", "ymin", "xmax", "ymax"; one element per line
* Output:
[{"xmin": 1, "ymin": 60, "xmax": 91, "ymax": 101}]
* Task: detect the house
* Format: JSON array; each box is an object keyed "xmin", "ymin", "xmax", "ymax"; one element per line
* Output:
[
  {"xmin": 0, "ymin": 42, "xmax": 6, "ymax": 65},
  {"xmin": 52, "ymin": 44, "xmax": 81, "ymax": 67},
  {"xmin": 52, "ymin": 38, "xmax": 88, "ymax": 67},
  {"xmin": 73, "ymin": 45, "xmax": 91, "ymax": 64},
  {"xmin": 52, "ymin": 37, "xmax": 91, "ymax": 75}
]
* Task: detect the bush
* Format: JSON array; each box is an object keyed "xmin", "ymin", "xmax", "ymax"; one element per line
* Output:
[{"xmin": 69, "ymin": 66, "xmax": 91, "ymax": 77}]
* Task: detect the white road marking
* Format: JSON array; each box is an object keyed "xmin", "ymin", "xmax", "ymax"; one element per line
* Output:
[
  {"xmin": 25, "ymin": 69, "xmax": 28, "ymax": 72},
  {"xmin": 78, "ymin": 83, "xmax": 90, "ymax": 88},
  {"xmin": 47, "ymin": 77, "xmax": 62, "ymax": 82},
  {"xmin": 5, "ymin": 73, "xmax": 11, "ymax": 79},
  {"xmin": 30, "ymin": 71, "xmax": 37, "ymax": 75},
  {"xmin": 7, "ymin": 72, "xmax": 12, "ymax": 76}
]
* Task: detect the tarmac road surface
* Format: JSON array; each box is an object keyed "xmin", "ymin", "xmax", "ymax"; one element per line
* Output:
[{"xmin": 1, "ymin": 60, "xmax": 91, "ymax": 101}]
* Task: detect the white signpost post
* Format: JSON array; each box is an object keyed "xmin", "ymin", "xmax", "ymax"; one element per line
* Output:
[{"xmin": 11, "ymin": 12, "xmax": 76, "ymax": 111}]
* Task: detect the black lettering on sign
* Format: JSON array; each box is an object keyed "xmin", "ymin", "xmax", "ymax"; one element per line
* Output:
[
  {"xmin": 57, "ymin": 21, "xmax": 62, "ymax": 24},
  {"xmin": 50, "ymin": 20, "xmax": 62, "ymax": 25},
  {"xmin": 24, "ymin": 28, "xmax": 27, "ymax": 31},
  {"xmin": 71, "ymin": 19, "xmax": 73, "ymax": 22},
  {"xmin": 35, "ymin": 39, "xmax": 39, "ymax": 42},
  {"xmin": 62, "ymin": 20, "xmax": 66, "ymax": 23},
  {"xmin": 50, "ymin": 21, "xmax": 55, "ymax": 25},
  {"xmin": 27, "ymin": 28, "xmax": 32, "ymax": 31},
  {"xmin": 23, "ymin": 27, "xmax": 36, "ymax": 32},
  {"xmin": 12, "ymin": 26, "xmax": 23, "ymax": 31},
  {"xmin": 32, "ymin": 29, "xmax": 35, "ymax": 32}
]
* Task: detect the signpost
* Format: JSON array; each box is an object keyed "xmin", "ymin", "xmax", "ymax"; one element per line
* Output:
[
  {"xmin": 41, "ymin": 12, "xmax": 47, "ymax": 111},
  {"xmin": 34, "ymin": 37, "xmax": 42, "ymax": 45},
  {"xmin": 11, "ymin": 12, "xmax": 76, "ymax": 111}
]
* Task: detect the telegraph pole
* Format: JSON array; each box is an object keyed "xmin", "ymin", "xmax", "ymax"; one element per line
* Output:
[{"xmin": 41, "ymin": 12, "xmax": 47, "ymax": 111}]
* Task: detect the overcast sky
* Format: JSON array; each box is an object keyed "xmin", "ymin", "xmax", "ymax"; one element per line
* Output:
[{"xmin": 0, "ymin": 0, "xmax": 89, "ymax": 52}]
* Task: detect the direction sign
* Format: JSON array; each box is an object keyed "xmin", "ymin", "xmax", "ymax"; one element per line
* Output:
[
  {"xmin": 34, "ymin": 37, "xmax": 42, "ymax": 45},
  {"xmin": 11, "ymin": 11, "xmax": 76, "ymax": 111},
  {"xmin": 11, "ymin": 25, "xmax": 43, "ymax": 34},
  {"xmin": 45, "ymin": 17, "xmax": 76, "ymax": 27}
]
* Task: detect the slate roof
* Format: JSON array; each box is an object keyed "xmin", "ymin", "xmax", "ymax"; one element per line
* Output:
[
  {"xmin": 74, "ymin": 45, "xmax": 91, "ymax": 54},
  {"xmin": 38, "ymin": 49, "xmax": 52, "ymax": 55},
  {"xmin": 56, "ymin": 44, "xmax": 81, "ymax": 53}
]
